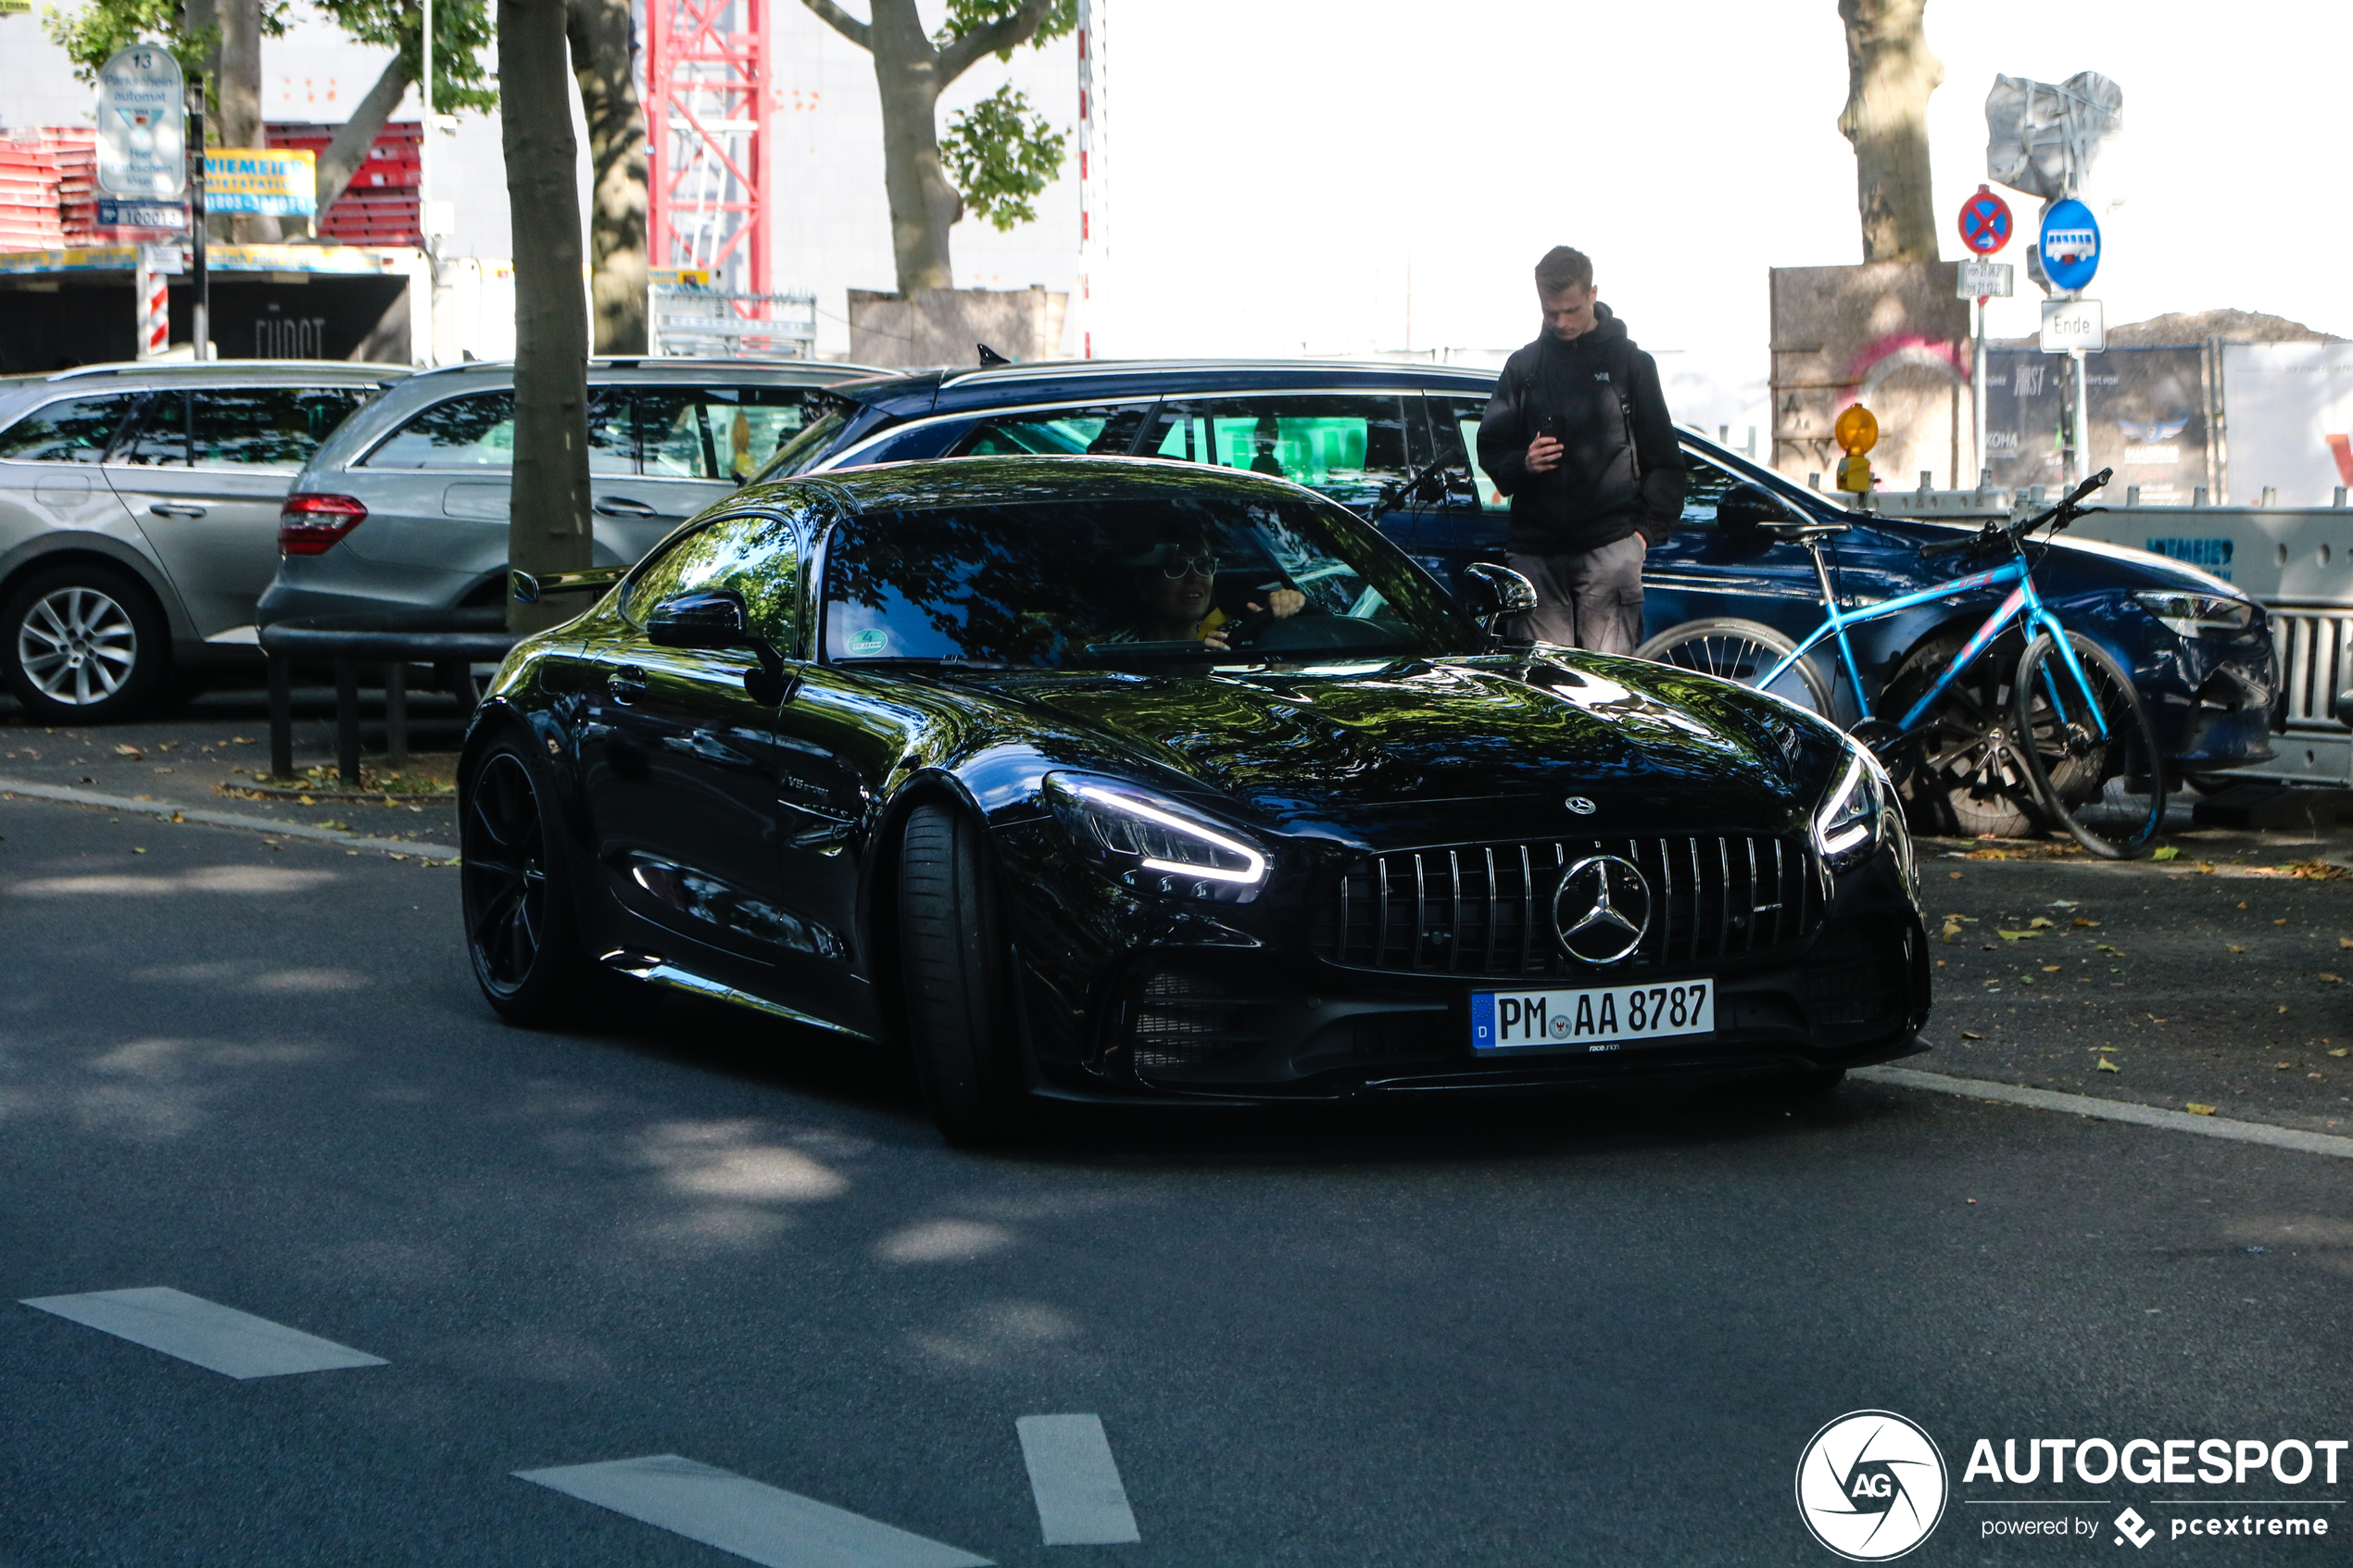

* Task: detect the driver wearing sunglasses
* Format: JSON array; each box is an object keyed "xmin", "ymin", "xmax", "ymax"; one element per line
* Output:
[{"xmin": 1099, "ymin": 537, "xmax": 1304, "ymax": 650}]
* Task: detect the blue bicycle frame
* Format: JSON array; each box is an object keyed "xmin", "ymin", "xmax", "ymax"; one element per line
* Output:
[{"xmin": 1758, "ymin": 541, "xmax": 2111, "ymax": 744}]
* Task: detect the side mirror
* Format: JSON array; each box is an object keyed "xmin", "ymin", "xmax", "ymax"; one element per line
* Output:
[
  {"xmin": 1717, "ymin": 483, "xmax": 1800, "ymax": 534},
  {"xmin": 647, "ymin": 589, "xmax": 749, "ymax": 648},
  {"xmin": 1459, "ymin": 561, "xmax": 1539, "ymax": 643},
  {"xmin": 645, "ymin": 590, "xmax": 796, "ymax": 703}
]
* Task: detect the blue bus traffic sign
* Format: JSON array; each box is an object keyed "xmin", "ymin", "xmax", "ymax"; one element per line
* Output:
[
  {"xmin": 2038, "ymin": 199, "xmax": 2101, "ymax": 293},
  {"xmin": 1957, "ymin": 185, "xmax": 2012, "ymax": 255}
]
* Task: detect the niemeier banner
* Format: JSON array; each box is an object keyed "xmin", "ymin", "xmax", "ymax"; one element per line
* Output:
[
  {"xmin": 201, "ymin": 149, "xmax": 316, "ymax": 216},
  {"xmin": 1796, "ymin": 1409, "xmax": 2343, "ymax": 1561}
]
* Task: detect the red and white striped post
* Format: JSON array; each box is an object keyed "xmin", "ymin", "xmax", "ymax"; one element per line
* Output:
[{"xmin": 133, "ymin": 245, "xmax": 172, "ymax": 357}]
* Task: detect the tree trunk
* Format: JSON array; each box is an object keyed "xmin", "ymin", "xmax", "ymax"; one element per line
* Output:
[
  {"xmin": 1836, "ymin": 0, "xmax": 1942, "ymax": 264},
  {"xmin": 499, "ymin": 0, "xmax": 594, "ymax": 632},
  {"xmin": 567, "ymin": 0, "xmax": 649, "ymax": 354},
  {"xmin": 870, "ymin": 0, "xmax": 961, "ymax": 293},
  {"xmin": 216, "ymin": 0, "xmax": 283, "ymax": 242},
  {"xmin": 311, "ymin": 56, "xmax": 413, "ymax": 232}
]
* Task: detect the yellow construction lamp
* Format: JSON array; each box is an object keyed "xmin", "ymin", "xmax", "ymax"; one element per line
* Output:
[{"xmin": 1833, "ymin": 403, "xmax": 1878, "ymax": 495}]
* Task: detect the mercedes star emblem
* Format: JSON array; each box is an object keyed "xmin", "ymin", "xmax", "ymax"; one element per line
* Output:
[
  {"xmin": 1552, "ymin": 854, "xmax": 1653, "ymax": 964},
  {"xmin": 1564, "ymin": 796, "xmax": 1597, "ymax": 815}
]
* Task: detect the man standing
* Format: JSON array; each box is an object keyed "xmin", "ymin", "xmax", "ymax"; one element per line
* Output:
[{"xmin": 1476, "ymin": 246, "xmax": 1685, "ymax": 653}]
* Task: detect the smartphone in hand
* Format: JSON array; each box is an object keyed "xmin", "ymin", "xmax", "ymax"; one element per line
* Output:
[{"xmin": 1539, "ymin": 414, "xmax": 1568, "ymax": 443}]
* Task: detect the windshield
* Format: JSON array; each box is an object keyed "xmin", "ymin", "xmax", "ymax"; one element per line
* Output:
[
  {"xmin": 820, "ymin": 493, "xmax": 1478, "ymax": 669},
  {"xmin": 749, "ymin": 403, "xmax": 847, "ymax": 483}
]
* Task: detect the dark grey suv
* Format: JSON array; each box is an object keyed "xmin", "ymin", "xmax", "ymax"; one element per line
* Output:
[
  {"xmin": 0, "ymin": 359, "xmax": 404, "ymax": 721},
  {"xmin": 258, "ymin": 358, "xmax": 869, "ymax": 628}
]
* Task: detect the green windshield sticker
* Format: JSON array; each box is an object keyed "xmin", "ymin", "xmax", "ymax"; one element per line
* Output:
[{"xmin": 847, "ymin": 627, "xmax": 888, "ymax": 655}]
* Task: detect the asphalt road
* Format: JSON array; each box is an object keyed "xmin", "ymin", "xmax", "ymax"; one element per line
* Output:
[{"xmin": 3, "ymin": 789, "xmax": 2349, "ymax": 1568}]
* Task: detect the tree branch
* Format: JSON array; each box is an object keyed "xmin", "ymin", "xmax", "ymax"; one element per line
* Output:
[
  {"xmin": 313, "ymin": 52, "xmax": 412, "ymax": 218},
  {"xmin": 797, "ymin": 0, "xmax": 870, "ymax": 51},
  {"xmin": 935, "ymin": 0, "xmax": 1051, "ymax": 84}
]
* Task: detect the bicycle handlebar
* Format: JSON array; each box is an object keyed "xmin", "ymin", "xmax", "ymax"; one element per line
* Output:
[{"xmin": 1917, "ymin": 467, "xmax": 2112, "ymax": 558}]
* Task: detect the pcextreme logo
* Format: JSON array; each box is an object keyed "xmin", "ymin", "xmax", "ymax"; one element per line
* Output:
[{"xmin": 1796, "ymin": 1410, "xmax": 1951, "ymax": 1561}]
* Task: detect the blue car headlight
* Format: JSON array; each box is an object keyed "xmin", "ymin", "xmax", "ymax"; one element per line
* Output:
[
  {"xmin": 1043, "ymin": 772, "xmax": 1269, "ymax": 902},
  {"xmin": 2135, "ymin": 590, "xmax": 2256, "ymax": 639},
  {"xmin": 1813, "ymin": 744, "xmax": 1902, "ymax": 875}
]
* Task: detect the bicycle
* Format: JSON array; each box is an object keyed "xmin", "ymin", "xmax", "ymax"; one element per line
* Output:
[{"xmin": 1636, "ymin": 470, "xmax": 2168, "ymax": 859}]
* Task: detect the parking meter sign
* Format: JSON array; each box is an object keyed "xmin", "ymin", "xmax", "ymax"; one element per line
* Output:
[{"xmin": 95, "ymin": 45, "xmax": 187, "ymax": 201}]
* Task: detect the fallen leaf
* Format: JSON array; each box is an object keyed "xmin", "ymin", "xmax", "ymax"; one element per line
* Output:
[
  {"xmin": 2152, "ymin": 847, "xmax": 2180, "ymax": 860},
  {"xmin": 132, "ymin": 847, "xmax": 145, "ymax": 854},
  {"xmin": 168, "ymin": 810, "xmax": 182, "ymax": 823},
  {"xmin": 2198, "ymin": 862, "xmax": 2217, "ymax": 874},
  {"xmin": 2279, "ymin": 1006, "xmax": 2290, "ymax": 1014},
  {"xmin": 2275, "ymin": 918, "xmax": 2289, "ymax": 926},
  {"xmin": 1948, "ymin": 871, "xmax": 1964, "ymax": 880},
  {"xmin": 112, "ymin": 744, "xmax": 141, "ymax": 759},
  {"xmin": 2238, "ymin": 901, "xmax": 2249, "ymax": 910},
  {"xmin": 2228, "ymin": 944, "xmax": 2246, "ymax": 954},
  {"xmin": 2028, "ymin": 916, "xmax": 2056, "ymax": 929},
  {"xmin": 2148, "ymin": 1014, "xmax": 2168, "ymax": 1022},
  {"xmin": 1996, "ymin": 929, "xmax": 2040, "ymax": 941},
  {"xmin": 231, "ymin": 736, "xmax": 254, "ymax": 744},
  {"xmin": 2042, "ymin": 964, "xmax": 2062, "ymax": 972},
  {"xmin": 1941, "ymin": 921, "xmax": 1963, "ymax": 942},
  {"xmin": 297, "ymin": 795, "xmax": 315, "ymax": 806},
  {"xmin": 2322, "ymin": 974, "xmax": 2343, "ymax": 985},
  {"xmin": 2185, "ymin": 1103, "xmax": 2217, "ymax": 1116},
  {"xmin": 2276, "ymin": 1061, "xmax": 2295, "ymax": 1070},
  {"xmin": 2331, "ymin": 1048, "xmax": 2348, "ymax": 1059},
  {"xmin": 157, "ymin": 741, "xmax": 176, "ymax": 752},
  {"xmin": 2073, "ymin": 918, "xmax": 2100, "ymax": 927},
  {"xmin": 2049, "ymin": 899, "xmax": 2078, "ymax": 909},
  {"xmin": 1960, "ymin": 1031, "xmax": 1982, "ymax": 1040},
  {"xmin": 2097, "ymin": 1058, "xmax": 2121, "ymax": 1073}
]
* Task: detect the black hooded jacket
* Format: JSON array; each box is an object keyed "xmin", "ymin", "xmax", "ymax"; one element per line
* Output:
[{"xmin": 1476, "ymin": 304, "xmax": 1686, "ymax": 553}]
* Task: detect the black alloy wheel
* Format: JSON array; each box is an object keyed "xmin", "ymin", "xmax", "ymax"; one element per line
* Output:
[
  {"xmin": 898, "ymin": 802, "xmax": 1025, "ymax": 1144},
  {"xmin": 461, "ymin": 736, "xmax": 596, "ymax": 1022},
  {"xmin": 1, "ymin": 563, "xmax": 170, "ymax": 723},
  {"xmin": 1881, "ymin": 635, "xmax": 2046, "ymax": 839},
  {"xmin": 2011, "ymin": 632, "xmax": 2167, "ymax": 859}
]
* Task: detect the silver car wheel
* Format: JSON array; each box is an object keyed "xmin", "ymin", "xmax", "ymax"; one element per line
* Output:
[{"xmin": 17, "ymin": 586, "xmax": 140, "ymax": 706}]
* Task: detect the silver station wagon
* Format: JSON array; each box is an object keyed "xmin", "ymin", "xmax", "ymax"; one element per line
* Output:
[
  {"xmin": 258, "ymin": 358, "xmax": 869, "ymax": 632},
  {"xmin": 0, "ymin": 359, "xmax": 405, "ymax": 721}
]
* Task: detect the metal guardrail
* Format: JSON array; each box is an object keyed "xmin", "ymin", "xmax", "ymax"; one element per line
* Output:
[{"xmin": 257, "ymin": 615, "xmax": 519, "ymax": 784}]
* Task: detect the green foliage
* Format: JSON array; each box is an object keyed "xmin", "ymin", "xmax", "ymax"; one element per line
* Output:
[
  {"xmin": 939, "ymin": 84, "xmax": 1065, "ymax": 232},
  {"xmin": 310, "ymin": 0, "xmax": 498, "ymax": 113},
  {"xmin": 40, "ymin": 0, "xmax": 493, "ymax": 116},
  {"xmin": 933, "ymin": 0, "xmax": 1075, "ymax": 60}
]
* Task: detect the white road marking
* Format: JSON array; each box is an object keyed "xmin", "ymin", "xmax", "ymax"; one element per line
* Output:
[
  {"xmin": 1016, "ymin": 1414, "xmax": 1141, "ymax": 1546},
  {"xmin": 0, "ymin": 777, "xmax": 459, "ymax": 859},
  {"xmin": 1857, "ymin": 1065, "xmax": 2353, "ymax": 1159},
  {"xmin": 19, "ymin": 1286, "xmax": 388, "ymax": 1378},
  {"xmin": 514, "ymin": 1454, "xmax": 992, "ymax": 1568}
]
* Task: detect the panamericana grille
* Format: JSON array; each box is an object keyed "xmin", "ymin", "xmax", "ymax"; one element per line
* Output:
[{"xmin": 1312, "ymin": 835, "xmax": 1819, "ymax": 978}]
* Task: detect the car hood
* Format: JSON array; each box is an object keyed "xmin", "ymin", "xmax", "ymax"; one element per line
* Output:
[{"xmin": 960, "ymin": 654, "xmax": 1842, "ymax": 845}]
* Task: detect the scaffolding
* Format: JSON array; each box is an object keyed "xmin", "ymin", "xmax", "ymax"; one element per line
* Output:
[
  {"xmin": 642, "ymin": 0, "xmax": 771, "ymax": 297},
  {"xmin": 647, "ymin": 280, "xmax": 814, "ymax": 358}
]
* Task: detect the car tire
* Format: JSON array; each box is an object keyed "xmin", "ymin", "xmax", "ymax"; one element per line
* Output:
[
  {"xmin": 460, "ymin": 730, "xmax": 600, "ymax": 1025},
  {"xmin": 1, "ymin": 563, "xmax": 170, "ymax": 723},
  {"xmin": 898, "ymin": 801, "xmax": 1026, "ymax": 1145},
  {"xmin": 1881, "ymin": 635, "xmax": 2045, "ymax": 839}
]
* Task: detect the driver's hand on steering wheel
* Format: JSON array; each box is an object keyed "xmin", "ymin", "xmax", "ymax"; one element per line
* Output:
[{"xmin": 1248, "ymin": 588, "xmax": 1305, "ymax": 620}]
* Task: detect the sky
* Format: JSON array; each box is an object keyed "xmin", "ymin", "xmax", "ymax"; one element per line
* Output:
[{"xmin": 1090, "ymin": 0, "xmax": 2353, "ymax": 428}]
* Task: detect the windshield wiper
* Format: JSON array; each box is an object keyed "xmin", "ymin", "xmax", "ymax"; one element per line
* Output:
[{"xmin": 833, "ymin": 655, "xmax": 1013, "ymax": 671}]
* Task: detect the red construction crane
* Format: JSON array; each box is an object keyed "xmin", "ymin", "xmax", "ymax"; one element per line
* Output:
[{"xmin": 642, "ymin": 0, "xmax": 772, "ymax": 295}]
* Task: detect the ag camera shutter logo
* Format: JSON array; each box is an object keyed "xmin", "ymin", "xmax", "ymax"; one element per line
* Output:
[{"xmin": 1795, "ymin": 1411, "xmax": 1949, "ymax": 1561}]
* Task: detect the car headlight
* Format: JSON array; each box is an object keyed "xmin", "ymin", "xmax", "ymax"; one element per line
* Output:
[
  {"xmin": 1043, "ymin": 772, "xmax": 1269, "ymax": 902},
  {"xmin": 1813, "ymin": 745, "xmax": 1895, "ymax": 873},
  {"xmin": 2135, "ymin": 590, "xmax": 2255, "ymax": 639}
]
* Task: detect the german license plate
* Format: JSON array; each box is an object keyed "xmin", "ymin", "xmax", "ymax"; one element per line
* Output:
[{"xmin": 1470, "ymin": 980, "xmax": 1714, "ymax": 1054}]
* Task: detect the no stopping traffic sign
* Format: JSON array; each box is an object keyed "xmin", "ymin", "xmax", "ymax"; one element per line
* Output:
[{"xmin": 1957, "ymin": 185, "xmax": 2012, "ymax": 256}]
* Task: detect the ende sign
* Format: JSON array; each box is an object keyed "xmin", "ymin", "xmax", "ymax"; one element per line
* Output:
[
  {"xmin": 2041, "ymin": 297, "xmax": 2106, "ymax": 355},
  {"xmin": 95, "ymin": 45, "xmax": 186, "ymax": 201}
]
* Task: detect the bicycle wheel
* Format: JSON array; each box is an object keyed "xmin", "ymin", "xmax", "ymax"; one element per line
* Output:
[
  {"xmin": 2012, "ymin": 632, "xmax": 2167, "ymax": 859},
  {"xmin": 1635, "ymin": 619, "xmax": 1831, "ymax": 714}
]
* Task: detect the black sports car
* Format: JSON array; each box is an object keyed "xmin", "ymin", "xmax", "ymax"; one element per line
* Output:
[{"xmin": 459, "ymin": 457, "xmax": 1931, "ymax": 1139}]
